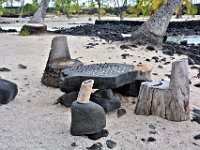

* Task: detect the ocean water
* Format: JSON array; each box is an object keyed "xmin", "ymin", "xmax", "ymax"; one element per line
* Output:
[{"xmin": 167, "ymin": 35, "xmax": 200, "ymax": 44}]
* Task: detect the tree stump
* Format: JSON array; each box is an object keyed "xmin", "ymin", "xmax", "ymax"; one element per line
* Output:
[
  {"xmin": 135, "ymin": 58, "xmax": 190, "ymax": 121},
  {"xmin": 41, "ymin": 36, "xmax": 83, "ymax": 87}
]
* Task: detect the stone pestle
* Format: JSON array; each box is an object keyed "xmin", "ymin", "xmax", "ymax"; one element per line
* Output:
[{"xmin": 70, "ymin": 79, "xmax": 106, "ymax": 136}]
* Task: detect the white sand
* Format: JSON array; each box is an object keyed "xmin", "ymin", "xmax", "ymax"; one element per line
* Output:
[{"xmin": 0, "ymin": 16, "xmax": 200, "ymax": 150}]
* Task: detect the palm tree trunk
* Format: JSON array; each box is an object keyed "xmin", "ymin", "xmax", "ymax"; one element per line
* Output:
[
  {"xmin": 131, "ymin": 0, "xmax": 182, "ymax": 45},
  {"xmin": 19, "ymin": 0, "xmax": 24, "ymax": 18},
  {"xmin": 29, "ymin": 0, "xmax": 50, "ymax": 24}
]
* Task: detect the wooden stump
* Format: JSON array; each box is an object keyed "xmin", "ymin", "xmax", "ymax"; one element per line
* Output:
[
  {"xmin": 41, "ymin": 36, "xmax": 83, "ymax": 87},
  {"xmin": 135, "ymin": 58, "xmax": 190, "ymax": 121}
]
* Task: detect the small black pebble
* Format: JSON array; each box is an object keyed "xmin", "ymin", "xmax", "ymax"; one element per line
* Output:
[
  {"xmin": 71, "ymin": 142, "xmax": 77, "ymax": 147},
  {"xmin": 194, "ymin": 134, "xmax": 200, "ymax": 140},
  {"xmin": 163, "ymin": 62, "xmax": 170, "ymax": 65},
  {"xmin": 117, "ymin": 108, "xmax": 127, "ymax": 118},
  {"xmin": 120, "ymin": 44, "xmax": 130, "ymax": 50},
  {"xmin": 149, "ymin": 124, "xmax": 156, "ymax": 129},
  {"xmin": 152, "ymin": 73, "xmax": 158, "ymax": 76},
  {"xmin": 165, "ymin": 74, "xmax": 171, "ymax": 78},
  {"xmin": 18, "ymin": 64, "xmax": 27, "ymax": 69},
  {"xmin": 194, "ymin": 83, "xmax": 200, "ymax": 88},
  {"xmin": 145, "ymin": 59, "xmax": 151, "ymax": 62},
  {"xmin": 87, "ymin": 142, "xmax": 103, "ymax": 150},
  {"xmin": 0, "ymin": 67, "xmax": 11, "ymax": 72},
  {"xmin": 146, "ymin": 46, "xmax": 155, "ymax": 51},
  {"xmin": 148, "ymin": 137, "xmax": 156, "ymax": 142},
  {"xmin": 87, "ymin": 129, "xmax": 109, "ymax": 140},
  {"xmin": 141, "ymin": 138, "xmax": 145, "ymax": 142},
  {"xmin": 149, "ymin": 131, "xmax": 157, "ymax": 134},
  {"xmin": 158, "ymin": 65, "xmax": 163, "ymax": 69},
  {"xmin": 106, "ymin": 140, "xmax": 117, "ymax": 149}
]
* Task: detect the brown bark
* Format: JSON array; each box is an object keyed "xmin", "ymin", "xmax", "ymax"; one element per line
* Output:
[
  {"xmin": 135, "ymin": 58, "xmax": 190, "ymax": 121},
  {"xmin": 131, "ymin": 0, "xmax": 182, "ymax": 45}
]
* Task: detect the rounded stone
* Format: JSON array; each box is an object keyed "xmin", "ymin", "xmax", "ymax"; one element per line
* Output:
[{"xmin": 70, "ymin": 101, "xmax": 106, "ymax": 136}]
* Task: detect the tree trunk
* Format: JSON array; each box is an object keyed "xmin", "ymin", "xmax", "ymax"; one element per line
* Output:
[
  {"xmin": 135, "ymin": 58, "xmax": 190, "ymax": 121},
  {"xmin": 131, "ymin": 0, "xmax": 182, "ymax": 45},
  {"xmin": 19, "ymin": 0, "xmax": 24, "ymax": 18},
  {"xmin": 20, "ymin": 0, "xmax": 50, "ymax": 34}
]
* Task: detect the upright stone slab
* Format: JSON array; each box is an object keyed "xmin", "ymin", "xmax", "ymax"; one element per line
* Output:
[
  {"xmin": 41, "ymin": 36, "xmax": 83, "ymax": 87},
  {"xmin": 59, "ymin": 63, "xmax": 138, "ymax": 92}
]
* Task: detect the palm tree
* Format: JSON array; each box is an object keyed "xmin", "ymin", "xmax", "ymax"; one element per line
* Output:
[{"xmin": 130, "ymin": 0, "xmax": 182, "ymax": 45}]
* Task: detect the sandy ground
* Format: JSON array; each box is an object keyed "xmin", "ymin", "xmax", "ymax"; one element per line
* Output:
[{"xmin": 0, "ymin": 16, "xmax": 200, "ymax": 150}]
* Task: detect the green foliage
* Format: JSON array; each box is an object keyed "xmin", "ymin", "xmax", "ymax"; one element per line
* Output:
[
  {"xmin": 23, "ymin": 3, "xmax": 38, "ymax": 15},
  {"xmin": 20, "ymin": 28, "xmax": 31, "ymax": 36}
]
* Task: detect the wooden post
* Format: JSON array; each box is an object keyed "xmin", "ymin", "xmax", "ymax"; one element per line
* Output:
[
  {"xmin": 135, "ymin": 58, "xmax": 190, "ymax": 121},
  {"xmin": 77, "ymin": 79, "xmax": 94, "ymax": 104}
]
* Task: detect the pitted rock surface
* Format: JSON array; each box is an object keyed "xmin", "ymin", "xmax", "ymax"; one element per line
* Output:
[
  {"xmin": 59, "ymin": 63, "xmax": 138, "ymax": 92},
  {"xmin": 70, "ymin": 101, "xmax": 106, "ymax": 136}
]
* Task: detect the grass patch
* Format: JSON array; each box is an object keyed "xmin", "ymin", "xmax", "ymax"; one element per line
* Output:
[{"xmin": 20, "ymin": 28, "xmax": 31, "ymax": 36}]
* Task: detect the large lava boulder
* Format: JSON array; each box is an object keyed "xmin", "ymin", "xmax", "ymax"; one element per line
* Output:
[{"xmin": 0, "ymin": 79, "xmax": 18, "ymax": 104}]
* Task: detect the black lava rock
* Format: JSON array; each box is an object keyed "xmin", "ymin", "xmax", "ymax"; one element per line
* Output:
[
  {"xmin": 90, "ymin": 89, "xmax": 121, "ymax": 113},
  {"xmin": 121, "ymin": 53, "xmax": 130, "ymax": 59},
  {"xmin": 188, "ymin": 57, "xmax": 195, "ymax": 65},
  {"xmin": 117, "ymin": 108, "xmax": 127, "ymax": 118},
  {"xmin": 146, "ymin": 46, "xmax": 155, "ymax": 51},
  {"xmin": 71, "ymin": 142, "xmax": 77, "ymax": 147},
  {"xmin": 18, "ymin": 64, "xmax": 27, "ymax": 69},
  {"xmin": 148, "ymin": 137, "xmax": 156, "ymax": 142},
  {"xmin": 145, "ymin": 58, "xmax": 151, "ymax": 62},
  {"xmin": 0, "ymin": 79, "xmax": 18, "ymax": 104},
  {"xmin": 106, "ymin": 140, "xmax": 117, "ymax": 149},
  {"xmin": 194, "ymin": 83, "xmax": 200, "ymax": 88},
  {"xmin": 0, "ymin": 67, "xmax": 11, "ymax": 72},
  {"xmin": 120, "ymin": 44, "xmax": 131, "ymax": 50},
  {"xmin": 192, "ymin": 109, "xmax": 200, "ymax": 124},
  {"xmin": 180, "ymin": 40, "xmax": 187, "ymax": 46},
  {"xmin": 71, "ymin": 101, "xmax": 106, "ymax": 136},
  {"xmin": 194, "ymin": 134, "xmax": 200, "ymax": 140},
  {"xmin": 87, "ymin": 129, "xmax": 109, "ymax": 140},
  {"xmin": 87, "ymin": 142, "xmax": 103, "ymax": 150},
  {"xmin": 149, "ymin": 124, "xmax": 156, "ymax": 129},
  {"xmin": 56, "ymin": 91, "xmax": 78, "ymax": 107}
]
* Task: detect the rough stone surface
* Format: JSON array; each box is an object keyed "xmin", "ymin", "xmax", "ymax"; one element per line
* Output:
[
  {"xmin": 86, "ymin": 142, "xmax": 103, "ymax": 150},
  {"xmin": 0, "ymin": 79, "xmax": 18, "ymax": 104},
  {"xmin": 106, "ymin": 140, "xmax": 117, "ymax": 149},
  {"xmin": 60, "ymin": 63, "xmax": 138, "ymax": 92},
  {"xmin": 70, "ymin": 101, "xmax": 106, "ymax": 136},
  {"xmin": 87, "ymin": 129, "xmax": 109, "ymax": 140},
  {"xmin": 91, "ymin": 89, "xmax": 121, "ymax": 113},
  {"xmin": 56, "ymin": 91, "xmax": 78, "ymax": 107},
  {"xmin": 113, "ymin": 76, "xmax": 151, "ymax": 97}
]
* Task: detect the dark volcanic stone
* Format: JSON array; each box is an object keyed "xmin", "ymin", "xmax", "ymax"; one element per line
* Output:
[
  {"xmin": 59, "ymin": 63, "xmax": 138, "ymax": 93},
  {"xmin": 194, "ymin": 134, "xmax": 200, "ymax": 140},
  {"xmin": 146, "ymin": 46, "xmax": 155, "ymax": 51},
  {"xmin": 180, "ymin": 40, "xmax": 187, "ymax": 46},
  {"xmin": 145, "ymin": 58, "xmax": 151, "ymax": 62},
  {"xmin": 56, "ymin": 91, "xmax": 78, "ymax": 107},
  {"xmin": 148, "ymin": 137, "xmax": 156, "ymax": 142},
  {"xmin": 87, "ymin": 129, "xmax": 109, "ymax": 140},
  {"xmin": 149, "ymin": 124, "xmax": 156, "ymax": 129},
  {"xmin": 0, "ymin": 79, "xmax": 18, "ymax": 104},
  {"xmin": 18, "ymin": 64, "xmax": 27, "ymax": 69},
  {"xmin": 71, "ymin": 142, "xmax": 77, "ymax": 147},
  {"xmin": 120, "ymin": 44, "xmax": 131, "ymax": 50},
  {"xmin": 117, "ymin": 108, "xmax": 127, "ymax": 118},
  {"xmin": 192, "ymin": 109, "xmax": 200, "ymax": 124},
  {"xmin": 0, "ymin": 67, "xmax": 11, "ymax": 72},
  {"xmin": 194, "ymin": 83, "xmax": 200, "ymax": 88},
  {"xmin": 91, "ymin": 89, "xmax": 121, "ymax": 113},
  {"xmin": 106, "ymin": 140, "xmax": 117, "ymax": 149},
  {"xmin": 70, "ymin": 101, "xmax": 106, "ymax": 136},
  {"xmin": 87, "ymin": 142, "xmax": 103, "ymax": 150},
  {"xmin": 121, "ymin": 53, "xmax": 130, "ymax": 59},
  {"xmin": 113, "ymin": 76, "xmax": 150, "ymax": 97}
]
